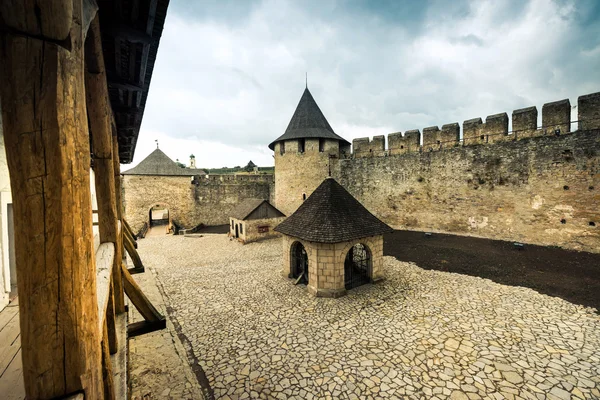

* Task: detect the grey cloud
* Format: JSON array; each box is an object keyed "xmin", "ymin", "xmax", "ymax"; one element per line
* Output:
[{"xmin": 137, "ymin": 0, "xmax": 600, "ymax": 167}]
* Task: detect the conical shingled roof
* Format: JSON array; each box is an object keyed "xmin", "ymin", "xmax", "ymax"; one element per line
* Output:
[
  {"xmin": 121, "ymin": 148, "xmax": 205, "ymax": 176},
  {"xmin": 268, "ymin": 88, "xmax": 351, "ymax": 150},
  {"xmin": 275, "ymin": 178, "xmax": 393, "ymax": 243}
]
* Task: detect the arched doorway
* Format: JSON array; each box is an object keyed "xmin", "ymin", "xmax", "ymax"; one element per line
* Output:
[
  {"xmin": 344, "ymin": 243, "xmax": 371, "ymax": 289},
  {"xmin": 290, "ymin": 241, "xmax": 308, "ymax": 285},
  {"xmin": 148, "ymin": 203, "xmax": 171, "ymax": 235}
]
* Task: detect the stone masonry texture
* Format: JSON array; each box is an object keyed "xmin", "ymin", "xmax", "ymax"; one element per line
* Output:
[
  {"xmin": 333, "ymin": 130, "xmax": 600, "ymax": 253},
  {"xmin": 137, "ymin": 234, "xmax": 600, "ymax": 399},
  {"xmin": 123, "ymin": 174, "xmax": 272, "ymax": 233}
]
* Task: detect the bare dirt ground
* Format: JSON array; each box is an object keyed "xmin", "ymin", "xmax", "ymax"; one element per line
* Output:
[{"xmin": 383, "ymin": 230, "xmax": 600, "ymax": 311}]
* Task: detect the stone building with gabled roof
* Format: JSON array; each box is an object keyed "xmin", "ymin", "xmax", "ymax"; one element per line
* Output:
[
  {"xmin": 275, "ymin": 177, "xmax": 393, "ymax": 298},
  {"xmin": 121, "ymin": 149, "xmax": 209, "ymax": 233},
  {"xmin": 229, "ymin": 199, "xmax": 285, "ymax": 244}
]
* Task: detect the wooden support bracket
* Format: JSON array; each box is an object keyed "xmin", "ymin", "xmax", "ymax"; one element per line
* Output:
[
  {"xmin": 127, "ymin": 320, "xmax": 167, "ymax": 338},
  {"xmin": 123, "ymin": 229, "xmax": 144, "ymax": 273},
  {"xmin": 122, "ymin": 218, "xmax": 137, "ymax": 240},
  {"xmin": 121, "ymin": 262, "xmax": 165, "ymax": 337}
]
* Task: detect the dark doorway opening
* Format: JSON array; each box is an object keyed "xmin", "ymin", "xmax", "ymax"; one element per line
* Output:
[
  {"xmin": 344, "ymin": 243, "xmax": 371, "ymax": 289},
  {"xmin": 290, "ymin": 241, "xmax": 308, "ymax": 285},
  {"xmin": 235, "ymin": 224, "xmax": 239, "ymax": 238}
]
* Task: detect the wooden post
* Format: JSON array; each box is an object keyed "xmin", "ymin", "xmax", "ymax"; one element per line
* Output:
[
  {"xmin": 0, "ymin": 1, "xmax": 104, "ymax": 398},
  {"xmin": 85, "ymin": 15, "xmax": 125, "ymax": 314},
  {"xmin": 113, "ymin": 132, "xmax": 123, "ymax": 222},
  {"xmin": 101, "ymin": 322, "xmax": 116, "ymax": 400}
]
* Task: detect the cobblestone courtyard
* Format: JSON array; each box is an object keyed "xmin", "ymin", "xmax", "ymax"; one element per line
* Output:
[{"xmin": 139, "ymin": 234, "xmax": 600, "ymax": 400}]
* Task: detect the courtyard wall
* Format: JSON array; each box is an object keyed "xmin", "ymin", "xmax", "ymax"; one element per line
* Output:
[
  {"xmin": 331, "ymin": 94, "xmax": 600, "ymax": 253},
  {"xmin": 123, "ymin": 174, "xmax": 273, "ymax": 233}
]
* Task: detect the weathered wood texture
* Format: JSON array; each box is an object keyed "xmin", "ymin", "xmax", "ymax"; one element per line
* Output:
[
  {"xmin": 101, "ymin": 322, "xmax": 115, "ymax": 400},
  {"xmin": 111, "ymin": 313, "xmax": 128, "ymax": 400},
  {"xmin": 124, "ymin": 231, "xmax": 145, "ymax": 271},
  {"xmin": 113, "ymin": 133, "xmax": 123, "ymax": 221},
  {"xmin": 0, "ymin": 1, "xmax": 104, "ymax": 398},
  {"xmin": 86, "ymin": 15, "xmax": 125, "ymax": 314},
  {"xmin": 121, "ymin": 263, "xmax": 163, "ymax": 323},
  {"xmin": 0, "ymin": 0, "xmax": 73, "ymax": 40},
  {"xmin": 95, "ymin": 243, "xmax": 114, "ymax": 331}
]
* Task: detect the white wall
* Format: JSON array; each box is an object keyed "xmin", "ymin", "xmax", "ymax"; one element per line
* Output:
[{"xmin": 0, "ymin": 103, "xmax": 13, "ymax": 311}]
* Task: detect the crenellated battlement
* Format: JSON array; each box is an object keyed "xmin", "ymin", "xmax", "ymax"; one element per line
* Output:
[{"xmin": 349, "ymin": 91, "xmax": 600, "ymax": 158}]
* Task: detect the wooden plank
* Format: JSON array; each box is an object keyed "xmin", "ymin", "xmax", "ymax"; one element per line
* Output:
[
  {"xmin": 121, "ymin": 263, "xmax": 163, "ymax": 323},
  {"xmin": 124, "ymin": 232, "xmax": 144, "ymax": 270},
  {"xmin": 0, "ymin": 1, "xmax": 103, "ymax": 397},
  {"xmin": 101, "ymin": 322, "xmax": 115, "ymax": 400},
  {"xmin": 112, "ymin": 134, "xmax": 123, "ymax": 221},
  {"xmin": 127, "ymin": 319, "xmax": 166, "ymax": 338},
  {"xmin": 124, "ymin": 225, "xmax": 138, "ymax": 248},
  {"xmin": 123, "ymin": 218, "xmax": 137, "ymax": 240},
  {"xmin": 0, "ymin": 348, "xmax": 25, "ymax": 400},
  {"xmin": 0, "ymin": 302, "xmax": 19, "ymax": 331},
  {"xmin": 111, "ymin": 313, "xmax": 128, "ymax": 400},
  {"xmin": 106, "ymin": 281, "xmax": 118, "ymax": 355},
  {"xmin": 86, "ymin": 15, "xmax": 125, "ymax": 315},
  {"xmin": 95, "ymin": 243, "xmax": 114, "ymax": 332},
  {"xmin": 0, "ymin": 311, "xmax": 20, "ymax": 376}
]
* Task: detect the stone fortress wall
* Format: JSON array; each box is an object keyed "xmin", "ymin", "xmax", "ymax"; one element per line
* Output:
[
  {"xmin": 332, "ymin": 92, "xmax": 600, "ymax": 252},
  {"xmin": 123, "ymin": 91, "xmax": 599, "ymax": 253},
  {"xmin": 123, "ymin": 173, "xmax": 273, "ymax": 232}
]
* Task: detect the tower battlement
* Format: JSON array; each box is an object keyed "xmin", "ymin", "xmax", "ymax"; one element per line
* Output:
[{"xmin": 348, "ymin": 92, "xmax": 600, "ymax": 158}]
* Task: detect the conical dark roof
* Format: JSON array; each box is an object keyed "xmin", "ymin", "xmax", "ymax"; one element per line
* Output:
[
  {"xmin": 268, "ymin": 88, "xmax": 350, "ymax": 150},
  {"xmin": 275, "ymin": 178, "xmax": 393, "ymax": 243},
  {"xmin": 122, "ymin": 148, "xmax": 206, "ymax": 176}
]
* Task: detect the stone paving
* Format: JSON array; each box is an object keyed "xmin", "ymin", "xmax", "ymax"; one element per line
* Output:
[
  {"xmin": 128, "ymin": 253, "xmax": 206, "ymax": 399},
  {"xmin": 138, "ymin": 234, "xmax": 600, "ymax": 400}
]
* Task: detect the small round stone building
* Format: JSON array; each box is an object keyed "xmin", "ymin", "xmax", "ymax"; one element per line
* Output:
[{"xmin": 275, "ymin": 177, "xmax": 393, "ymax": 297}]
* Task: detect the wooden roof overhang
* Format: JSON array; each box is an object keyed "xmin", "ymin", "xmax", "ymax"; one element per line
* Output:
[{"xmin": 97, "ymin": 0, "xmax": 170, "ymax": 163}]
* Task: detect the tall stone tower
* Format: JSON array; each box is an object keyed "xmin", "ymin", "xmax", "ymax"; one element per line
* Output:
[{"xmin": 269, "ymin": 88, "xmax": 351, "ymax": 216}]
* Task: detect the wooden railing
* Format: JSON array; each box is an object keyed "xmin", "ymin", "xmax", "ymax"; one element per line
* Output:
[{"xmin": 94, "ymin": 219, "xmax": 166, "ymax": 399}]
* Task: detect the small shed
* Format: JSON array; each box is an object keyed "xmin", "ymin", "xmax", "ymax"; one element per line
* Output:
[
  {"xmin": 229, "ymin": 199, "xmax": 286, "ymax": 243},
  {"xmin": 275, "ymin": 177, "xmax": 393, "ymax": 297}
]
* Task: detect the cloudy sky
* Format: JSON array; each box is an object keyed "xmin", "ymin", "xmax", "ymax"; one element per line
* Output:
[{"xmin": 128, "ymin": 0, "xmax": 600, "ymax": 169}]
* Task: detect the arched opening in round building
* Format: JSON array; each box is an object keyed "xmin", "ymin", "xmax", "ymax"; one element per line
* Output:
[
  {"xmin": 148, "ymin": 203, "xmax": 171, "ymax": 235},
  {"xmin": 344, "ymin": 243, "xmax": 372, "ymax": 289},
  {"xmin": 290, "ymin": 241, "xmax": 308, "ymax": 284}
]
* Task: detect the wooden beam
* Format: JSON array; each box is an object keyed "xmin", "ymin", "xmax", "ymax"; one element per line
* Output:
[
  {"xmin": 124, "ymin": 231, "xmax": 144, "ymax": 271},
  {"xmin": 121, "ymin": 263, "xmax": 164, "ymax": 323},
  {"xmin": 86, "ymin": 15, "xmax": 125, "ymax": 315},
  {"xmin": 128, "ymin": 319, "xmax": 167, "ymax": 338},
  {"xmin": 108, "ymin": 79, "xmax": 144, "ymax": 92},
  {"xmin": 123, "ymin": 225, "xmax": 138, "ymax": 249},
  {"xmin": 112, "ymin": 132, "xmax": 122, "ymax": 221},
  {"xmin": 0, "ymin": 1, "xmax": 103, "ymax": 398},
  {"xmin": 112, "ymin": 105, "xmax": 142, "ymax": 114},
  {"xmin": 105, "ymin": 23, "xmax": 154, "ymax": 44},
  {"xmin": 0, "ymin": 0, "xmax": 73, "ymax": 40},
  {"xmin": 123, "ymin": 218, "xmax": 137, "ymax": 240},
  {"xmin": 101, "ymin": 322, "xmax": 116, "ymax": 400},
  {"xmin": 106, "ymin": 282, "xmax": 118, "ymax": 355},
  {"xmin": 136, "ymin": 0, "xmax": 158, "ymax": 108}
]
